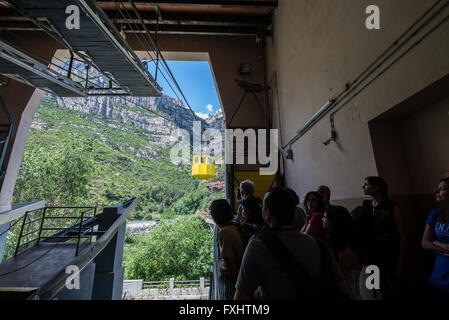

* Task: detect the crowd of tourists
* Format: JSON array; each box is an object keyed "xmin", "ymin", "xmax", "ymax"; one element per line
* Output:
[{"xmin": 209, "ymin": 176, "xmax": 449, "ymax": 300}]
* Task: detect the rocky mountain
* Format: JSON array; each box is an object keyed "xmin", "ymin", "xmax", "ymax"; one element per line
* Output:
[
  {"xmin": 53, "ymin": 60, "xmax": 223, "ymax": 136},
  {"xmin": 53, "ymin": 94, "xmax": 223, "ymax": 136},
  {"xmin": 205, "ymin": 109, "xmax": 225, "ymax": 132}
]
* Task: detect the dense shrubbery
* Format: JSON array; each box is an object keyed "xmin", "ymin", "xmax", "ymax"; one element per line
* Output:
[
  {"xmin": 124, "ymin": 215, "xmax": 213, "ymax": 281},
  {"xmin": 13, "ymin": 142, "xmax": 93, "ymax": 206}
]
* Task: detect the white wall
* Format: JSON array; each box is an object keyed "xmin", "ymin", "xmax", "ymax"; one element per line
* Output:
[{"xmin": 267, "ymin": 0, "xmax": 449, "ymax": 202}]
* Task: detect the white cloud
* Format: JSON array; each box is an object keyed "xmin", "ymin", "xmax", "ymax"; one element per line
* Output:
[
  {"xmin": 206, "ymin": 104, "xmax": 214, "ymax": 112},
  {"xmin": 195, "ymin": 112, "xmax": 209, "ymax": 120}
]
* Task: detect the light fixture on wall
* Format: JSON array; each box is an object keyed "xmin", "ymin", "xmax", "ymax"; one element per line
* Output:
[{"xmin": 239, "ymin": 63, "xmax": 252, "ymax": 75}]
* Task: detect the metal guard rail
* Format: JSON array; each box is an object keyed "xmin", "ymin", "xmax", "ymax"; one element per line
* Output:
[
  {"xmin": 14, "ymin": 206, "xmax": 98, "ymax": 258},
  {"xmin": 34, "ymin": 197, "xmax": 138, "ymax": 300}
]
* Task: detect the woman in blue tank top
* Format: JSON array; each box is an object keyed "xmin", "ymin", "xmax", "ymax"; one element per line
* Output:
[{"xmin": 422, "ymin": 177, "xmax": 449, "ymax": 299}]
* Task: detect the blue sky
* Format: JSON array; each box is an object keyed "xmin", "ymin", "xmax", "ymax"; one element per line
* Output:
[{"xmin": 148, "ymin": 60, "xmax": 222, "ymax": 118}]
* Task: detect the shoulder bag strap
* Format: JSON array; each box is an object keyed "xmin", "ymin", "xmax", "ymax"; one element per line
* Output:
[{"xmin": 258, "ymin": 229, "xmax": 318, "ymax": 299}]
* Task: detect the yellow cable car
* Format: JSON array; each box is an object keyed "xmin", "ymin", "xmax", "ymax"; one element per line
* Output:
[{"xmin": 192, "ymin": 155, "xmax": 216, "ymax": 180}]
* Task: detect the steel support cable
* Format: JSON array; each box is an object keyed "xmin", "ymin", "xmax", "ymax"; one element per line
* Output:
[
  {"xmin": 77, "ymin": 0, "xmax": 160, "ymax": 92},
  {"xmin": 113, "ymin": 1, "xmax": 184, "ymax": 104},
  {"xmin": 155, "ymin": 15, "xmax": 160, "ymax": 82},
  {"xmin": 2, "ymin": 30, "xmax": 120, "ymax": 90},
  {"xmin": 114, "ymin": 0, "xmax": 182, "ymax": 102},
  {"xmin": 2, "ymin": 6, "xmax": 182, "ymax": 122},
  {"xmin": 281, "ymin": 0, "xmax": 449, "ymax": 150},
  {"xmin": 30, "ymin": 17, "xmax": 122, "ymax": 88},
  {"xmin": 114, "ymin": 0, "xmax": 184, "ymax": 103},
  {"xmin": 1, "ymin": 32, "xmax": 84, "ymax": 83},
  {"xmin": 21, "ymin": 17, "xmax": 109, "ymax": 84},
  {"xmin": 117, "ymin": 96, "xmax": 176, "ymax": 124},
  {"xmin": 3, "ymin": 28, "xmax": 151, "ymax": 97},
  {"xmin": 113, "ymin": 0, "xmax": 173, "ymax": 85},
  {"xmin": 114, "ymin": 0, "xmax": 158, "ymax": 62},
  {"xmin": 116, "ymin": 0, "xmax": 177, "ymax": 91},
  {"xmin": 0, "ymin": 45, "xmax": 89, "ymax": 94},
  {"xmin": 6, "ymin": 1, "xmax": 124, "ymax": 89},
  {"xmin": 70, "ymin": 52, "xmax": 122, "ymax": 87},
  {"xmin": 2, "ymin": 36, "xmax": 173, "ymax": 123},
  {"xmin": 4, "ymin": 34, "xmax": 175, "ymax": 124},
  {"xmin": 128, "ymin": 0, "xmax": 197, "ymax": 118}
]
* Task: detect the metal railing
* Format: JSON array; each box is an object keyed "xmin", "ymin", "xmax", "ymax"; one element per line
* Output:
[
  {"xmin": 142, "ymin": 279, "xmax": 210, "ymax": 290},
  {"xmin": 13, "ymin": 206, "xmax": 97, "ymax": 257}
]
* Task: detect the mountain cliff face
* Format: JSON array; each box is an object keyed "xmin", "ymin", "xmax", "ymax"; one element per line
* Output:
[
  {"xmin": 53, "ymin": 60, "xmax": 223, "ymax": 136},
  {"xmin": 53, "ymin": 94, "xmax": 222, "ymax": 136},
  {"xmin": 205, "ymin": 109, "xmax": 225, "ymax": 132}
]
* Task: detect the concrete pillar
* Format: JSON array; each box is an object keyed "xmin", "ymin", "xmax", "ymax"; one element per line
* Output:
[
  {"xmin": 0, "ymin": 32, "xmax": 59, "ymax": 211},
  {"xmin": 200, "ymin": 277, "xmax": 205, "ymax": 290},
  {"xmin": 91, "ymin": 205, "xmax": 127, "ymax": 300},
  {"xmin": 0, "ymin": 89, "xmax": 45, "ymax": 213},
  {"xmin": 0, "ymin": 34, "xmax": 60, "ymax": 258},
  {"xmin": 0, "ymin": 89, "xmax": 45, "ymax": 259},
  {"xmin": 169, "ymin": 278, "xmax": 174, "ymax": 289}
]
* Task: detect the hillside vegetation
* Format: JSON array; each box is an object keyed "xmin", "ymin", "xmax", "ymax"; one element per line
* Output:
[
  {"xmin": 9, "ymin": 96, "xmax": 224, "ymax": 280},
  {"xmin": 14, "ymin": 96, "xmax": 224, "ymax": 220}
]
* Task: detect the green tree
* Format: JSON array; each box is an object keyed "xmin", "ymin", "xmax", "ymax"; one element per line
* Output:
[
  {"xmin": 124, "ymin": 215, "xmax": 213, "ymax": 281},
  {"xmin": 13, "ymin": 142, "xmax": 94, "ymax": 206}
]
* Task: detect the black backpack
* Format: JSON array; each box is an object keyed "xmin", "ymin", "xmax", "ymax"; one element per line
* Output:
[
  {"xmin": 350, "ymin": 204, "xmax": 372, "ymax": 260},
  {"xmin": 258, "ymin": 229, "xmax": 347, "ymax": 300}
]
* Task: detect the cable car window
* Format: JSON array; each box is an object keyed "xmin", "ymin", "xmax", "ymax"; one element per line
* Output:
[
  {"xmin": 194, "ymin": 157, "xmax": 199, "ymax": 164},
  {"xmin": 208, "ymin": 158, "xmax": 213, "ymax": 164},
  {"xmin": 201, "ymin": 157, "xmax": 206, "ymax": 163}
]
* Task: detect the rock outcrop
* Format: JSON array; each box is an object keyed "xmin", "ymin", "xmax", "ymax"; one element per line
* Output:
[{"xmin": 51, "ymin": 60, "xmax": 222, "ymax": 136}]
